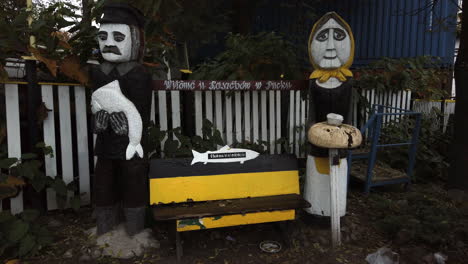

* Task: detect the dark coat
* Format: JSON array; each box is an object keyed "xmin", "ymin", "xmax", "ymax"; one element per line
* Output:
[
  {"xmin": 90, "ymin": 62, "xmax": 153, "ymax": 159},
  {"xmin": 307, "ymin": 80, "xmax": 353, "ymax": 157}
]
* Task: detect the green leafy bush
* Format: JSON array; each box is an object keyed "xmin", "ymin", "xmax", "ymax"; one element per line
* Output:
[
  {"xmin": 378, "ymin": 108, "xmax": 452, "ymax": 181},
  {"xmin": 369, "ymin": 189, "xmax": 466, "ymax": 247},
  {"xmin": 0, "ymin": 210, "xmax": 52, "ymax": 258},
  {"xmin": 353, "ymin": 56, "xmax": 450, "ymax": 100},
  {"xmin": 190, "ymin": 32, "xmax": 302, "ymax": 80}
]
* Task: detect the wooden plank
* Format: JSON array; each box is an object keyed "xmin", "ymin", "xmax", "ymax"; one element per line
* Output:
[
  {"xmin": 215, "ymin": 91, "xmax": 223, "ymax": 147},
  {"xmin": 261, "ymin": 91, "xmax": 267, "ymax": 144},
  {"xmin": 150, "ymin": 91, "xmax": 156, "ymax": 123},
  {"xmin": 295, "ymin": 91, "xmax": 301, "ymax": 157},
  {"xmin": 93, "ymin": 134, "xmax": 97, "ymax": 166},
  {"xmin": 244, "ymin": 91, "xmax": 251, "ymax": 142},
  {"xmin": 300, "ymin": 94, "xmax": 306, "ymax": 157},
  {"xmin": 58, "ymin": 86, "xmax": 74, "ymax": 204},
  {"xmin": 225, "ymin": 92, "xmax": 233, "ymax": 145},
  {"xmin": 405, "ymin": 90, "xmax": 412, "ymax": 110},
  {"xmin": 269, "ymin": 91, "xmax": 275, "ymax": 154},
  {"xmin": 235, "ymin": 92, "xmax": 242, "ymax": 143},
  {"xmin": 276, "ymin": 91, "xmax": 281, "ymax": 153},
  {"xmin": 153, "ymin": 194, "xmax": 310, "ymax": 220},
  {"xmin": 158, "ymin": 91, "xmax": 168, "ymax": 154},
  {"xmin": 171, "ymin": 91, "xmax": 181, "ymax": 131},
  {"xmin": 41, "ymin": 85, "xmax": 58, "ymax": 210},
  {"xmin": 289, "ymin": 90, "xmax": 295, "ymax": 154},
  {"xmin": 74, "ymin": 86, "xmax": 90, "ymax": 205},
  {"xmin": 205, "ymin": 91, "xmax": 213, "ymax": 124},
  {"xmin": 177, "ymin": 210, "xmax": 295, "ymax": 232},
  {"xmin": 252, "ymin": 91, "xmax": 259, "ymax": 144},
  {"xmin": 194, "ymin": 91, "xmax": 203, "ymax": 136},
  {"xmin": 5, "ymin": 84, "xmax": 23, "ymax": 214}
]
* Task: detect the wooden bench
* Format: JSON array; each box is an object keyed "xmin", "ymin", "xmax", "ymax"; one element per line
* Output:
[{"xmin": 149, "ymin": 154, "xmax": 310, "ymax": 260}]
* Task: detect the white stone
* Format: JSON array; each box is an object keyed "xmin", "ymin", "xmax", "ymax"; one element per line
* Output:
[{"xmin": 87, "ymin": 224, "xmax": 160, "ymax": 259}]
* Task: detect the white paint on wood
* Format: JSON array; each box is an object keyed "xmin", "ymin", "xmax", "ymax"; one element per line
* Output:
[
  {"xmin": 329, "ymin": 149, "xmax": 342, "ymax": 247},
  {"xmin": 158, "ymin": 91, "xmax": 168, "ymax": 154},
  {"xmin": 150, "ymin": 91, "xmax": 155, "ymax": 123},
  {"xmin": 74, "ymin": 86, "xmax": 90, "ymax": 205},
  {"xmin": 205, "ymin": 91, "xmax": 213, "ymax": 124},
  {"xmin": 252, "ymin": 91, "xmax": 259, "ymax": 144},
  {"xmin": 276, "ymin": 91, "xmax": 281, "ymax": 153},
  {"xmin": 405, "ymin": 90, "xmax": 412, "ymax": 110},
  {"xmin": 5, "ymin": 84, "xmax": 23, "ymax": 214},
  {"xmin": 269, "ymin": 91, "xmax": 275, "ymax": 154},
  {"xmin": 295, "ymin": 91, "xmax": 300, "ymax": 157},
  {"xmin": 41, "ymin": 85, "xmax": 58, "ymax": 210},
  {"xmin": 300, "ymin": 94, "xmax": 306, "ymax": 157},
  {"xmin": 235, "ymin": 92, "xmax": 242, "ymax": 143},
  {"xmin": 215, "ymin": 91, "xmax": 223, "ymax": 147},
  {"xmin": 58, "ymin": 86, "xmax": 74, "ymax": 205},
  {"xmin": 304, "ymin": 155, "xmax": 347, "ymax": 217},
  {"xmin": 171, "ymin": 91, "xmax": 181, "ymax": 131},
  {"xmin": 261, "ymin": 91, "xmax": 267, "ymax": 144},
  {"xmin": 93, "ymin": 134, "xmax": 97, "ymax": 166},
  {"xmin": 194, "ymin": 91, "xmax": 202, "ymax": 136},
  {"xmin": 289, "ymin": 90, "xmax": 295, "ymax": 153},
  {"xmin": 244, "ymin": 91, "xmax": 251, "ymax": 142},
  {"xmin": 225, "ymin": 93, "xmax": 233, "ymax": 145}
]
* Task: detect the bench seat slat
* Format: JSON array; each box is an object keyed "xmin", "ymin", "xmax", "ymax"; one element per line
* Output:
[{"xmin": 152, "ymin": 194, "xmax": 311, "ymax": 221}]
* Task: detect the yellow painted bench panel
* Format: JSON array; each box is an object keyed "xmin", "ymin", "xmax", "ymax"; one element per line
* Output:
[
  {"xmin": 150, "ymin": 170, "xmax": 299, "ymax": 204},
  {"xmin": 176, "ymin": 210, "xmax": 295, "ymax": 232}
]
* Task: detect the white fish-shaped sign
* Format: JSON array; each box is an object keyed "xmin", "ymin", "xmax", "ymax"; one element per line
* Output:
[
  {"xmin": 191, "ymin": 145, "xmax": 259, "ymax": 165},
  {"xmin": 91, "ymin": 80, "xmax": 143, "ymax": 160}
]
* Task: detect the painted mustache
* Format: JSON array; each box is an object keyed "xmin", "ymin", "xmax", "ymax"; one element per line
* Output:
[{"xmin": 102, "ymin": 46, "xmax": 122, "ymax": 55}]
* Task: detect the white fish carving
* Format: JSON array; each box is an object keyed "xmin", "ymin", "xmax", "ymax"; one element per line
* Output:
[
  {"xmin": 91, "ymin": 80, "xmax": 143, "ymax": 160},
  {"xmin": 191, "ymin": 145, "xmax": 259, "ymax": 165}
]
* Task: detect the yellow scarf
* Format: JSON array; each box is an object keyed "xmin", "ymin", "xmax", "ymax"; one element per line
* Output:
[{"xmin": 309, "ymin": 68, "xmax": 353, "ymax": 82}]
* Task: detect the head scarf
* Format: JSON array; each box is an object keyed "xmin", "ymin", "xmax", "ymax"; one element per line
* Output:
[{"xmin": 308, "ymin": 12, "xmax": 355, "ymax": 82}]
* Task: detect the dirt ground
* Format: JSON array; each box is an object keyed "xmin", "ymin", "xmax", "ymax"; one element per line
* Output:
[{"xmin": 14, "ymin": 181, "xmax": 468, "ymax": 264}]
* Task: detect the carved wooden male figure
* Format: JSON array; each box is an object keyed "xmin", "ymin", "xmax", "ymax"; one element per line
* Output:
[{"xmin": 90, "ymin": 3, "xmax": 152, "ymax": 236}]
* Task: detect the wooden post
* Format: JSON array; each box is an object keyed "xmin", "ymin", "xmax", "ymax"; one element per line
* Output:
[{"xmin": 328, "ymin": 148, "xmax": 341, "ymax": 247}]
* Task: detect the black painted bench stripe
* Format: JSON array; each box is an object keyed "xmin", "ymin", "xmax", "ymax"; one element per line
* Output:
[{"xmin": 149, "ymin": 154, "xmax": 298, "ymax": 178}]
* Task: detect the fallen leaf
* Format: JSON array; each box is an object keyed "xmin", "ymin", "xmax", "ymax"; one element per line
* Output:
[
  {"xmin": 36, "ymin": 102, "xmax": 52, "ymax": 124},
  {"xmin": 5, "ymin": 259, "xmax": 21, "ymax": 264},
  {"xmin": 0, "ymin": 64, "xmax": 9, "ymax": 82},
  {"xmin": 58, "ymin": 55, "xmax": 89, "ymax": 86},
  {"xmin": 29, "ymin": 47, "xmax": 58, "ymax": 77}
]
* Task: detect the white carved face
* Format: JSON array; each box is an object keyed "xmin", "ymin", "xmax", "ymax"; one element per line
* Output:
[
  {"xmin": 98, "ymin": 23, "xmax": 132, "ymax": 62},
  {"xmin": 310, "ymin": 18, "xmax": 351, "ymax": 69}
]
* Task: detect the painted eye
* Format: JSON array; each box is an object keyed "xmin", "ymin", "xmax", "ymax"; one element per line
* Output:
[
  {"xmin": 113, "ymin": 32, "xmax": 126, "ymax": 42},
  {"xmin": 316, "ymin": 29, "xmax": 328, "ymax": 42},
  {"xmin": 97, "ymin": 32, "xmax": 107, "ymax": 41},
  {"xmin": 333, "ymin": 28, "xmax": 346, "ymax": 41}
]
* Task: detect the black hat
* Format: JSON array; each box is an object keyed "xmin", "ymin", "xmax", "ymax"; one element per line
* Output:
[{"xmin": 99, "ymin": 3, "xmax": 146, "ymax": 29}]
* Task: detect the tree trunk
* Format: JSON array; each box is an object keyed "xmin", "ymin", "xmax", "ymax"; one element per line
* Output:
[
  {"xmin": 449, "ymin": 1, "xmax": 468, "ymax": 190},
  {"xmin": 81, "ymin": 0, "xmax": 91, "ymax": 28}
]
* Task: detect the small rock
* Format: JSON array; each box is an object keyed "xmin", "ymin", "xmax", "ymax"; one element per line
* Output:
[
  {"xmin": 447, "ymin": 189, "xmax": 467, "ymax": 203},
  {"xmin": 366, "ymin": 247, "xmax": 399, "ymax": 264},
  {"xmin": 395, "ymin": 229, "xmax": 412, "ymax": 245},
  {"xmin": 396, "ymin": 200, "xmax": 408, "ymax": 208},
  {"xmin": 79, "ymin": 254, "xmax": 91, "ymax": 262},
  {"xmin": 434, "ymin": 252, "xmax": 447, "ymax": 264},
  {"xmin": 63, "ymin": 249, "xmax": 73, "ymax": 258},
  {"xmin": 91, "ymin": 248, "xmax": 102, "ymax": 259},
  {"xmin": 225, "ymin": 235, "xmax": 236, "ymax": 242},
  {"xmin": 48, "ymin": 219, "xmax": 62, "ymax": 228}
]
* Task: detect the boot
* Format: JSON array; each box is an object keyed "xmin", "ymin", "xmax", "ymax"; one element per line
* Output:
[
  {"xmin": 124, "ymin": 207, "xmax": 146, "ymax": 236},
  {"xmin": 96, "ymin": 205, "xmax": 119, "ymax": 236}
]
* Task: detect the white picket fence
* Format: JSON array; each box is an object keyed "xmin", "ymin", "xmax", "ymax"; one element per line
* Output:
[
  {"xmin": 1, "ymin": 82, "xmax": 415, "ymax": 214},
  {"xmin": 413, "ymin": 99, "xmax": 455, "ymax": 132}
]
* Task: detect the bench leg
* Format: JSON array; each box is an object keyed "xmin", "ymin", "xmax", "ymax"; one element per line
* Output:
[{"xmin": 176, "ymin": 230, "xmax": 183, "ymax": 262}]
